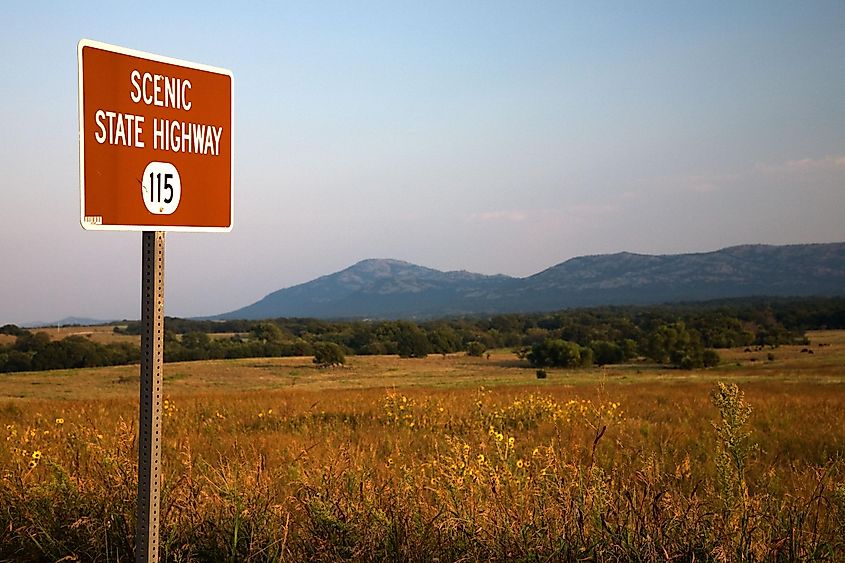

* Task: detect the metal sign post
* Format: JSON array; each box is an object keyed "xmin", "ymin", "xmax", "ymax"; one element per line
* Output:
[{"xmin": 136, "ymin": 231, "xmax": 165, "ymax": 562}]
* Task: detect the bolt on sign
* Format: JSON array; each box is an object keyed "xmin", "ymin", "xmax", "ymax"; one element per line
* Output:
[{"xmin": 78, "ymin": 39, "xmax": 233, "ymax": 231}]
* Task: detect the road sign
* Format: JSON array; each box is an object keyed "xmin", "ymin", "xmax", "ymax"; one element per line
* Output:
[{"xmin": 78, "ymin": 39, "xmax": 233, "ymax": 231}]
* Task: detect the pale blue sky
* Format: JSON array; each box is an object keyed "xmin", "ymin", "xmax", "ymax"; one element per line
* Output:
[{"xmin": 2, "ymin": 2, "xmax": 844, "ymax": 324}]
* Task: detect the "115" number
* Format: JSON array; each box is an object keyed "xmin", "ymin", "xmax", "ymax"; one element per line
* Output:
[{"xmin": 142, "ymin": 162, "xmax": 181, "ymax": 215}]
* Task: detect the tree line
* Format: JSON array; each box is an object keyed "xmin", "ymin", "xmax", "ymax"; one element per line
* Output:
[
  {"xmin": 2, "ymin": 296, "xmax": 843, "ymax": 373},
  {"xmin": 0, "ymin": 329, "xmax": 138, "ymax": 373}
]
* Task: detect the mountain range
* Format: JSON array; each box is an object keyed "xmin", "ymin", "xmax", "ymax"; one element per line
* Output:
[{"xmin": 216, "ymin": 242, "xmax": 845, "ymax": 320}]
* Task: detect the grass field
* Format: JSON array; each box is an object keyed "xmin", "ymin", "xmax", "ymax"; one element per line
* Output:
[
  {"xmin": 0, "ymin": 326, "xmax": 244, "ymax": 350},
  {"xmin": 0, "ymin": 324, "xmax": 139, "ymax": 347},
  {"xmin": 1, "ymin": 331, "xmax": 844, "ymax": 561}
]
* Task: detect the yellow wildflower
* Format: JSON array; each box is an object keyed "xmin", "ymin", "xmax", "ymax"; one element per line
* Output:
[
  {"xmin": 516, "ymin": 459, "xmax": 524, "ymax": 469},
  {"xmin": 32, "ymin": 450, "xmax": 42, "ymax": 460},
  {"xmin": 55, "ymin": 418, "xmax": 64, "ymax": 425}
]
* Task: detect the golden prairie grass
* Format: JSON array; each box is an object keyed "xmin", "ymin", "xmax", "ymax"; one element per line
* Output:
[{"xmin": 0, "ymin": 333, "xmax": 844, "ymax": 561}]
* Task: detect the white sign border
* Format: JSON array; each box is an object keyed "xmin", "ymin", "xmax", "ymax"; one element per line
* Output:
[{"xmin": 77, "ymin": 38, "xmax": 234, "ymax": 232}]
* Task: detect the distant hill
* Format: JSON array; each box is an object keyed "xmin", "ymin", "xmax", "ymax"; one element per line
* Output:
[
  {"xmin": 22, "ymin": 317, "xmax": 117, "ymax": 329},
  {"xmin": 219, "ymin": 259, "xmax": 516, "ymax": 319},
  {"xmin": 216, "ymin": 243, "xmax": 845, "ymax": 320}
]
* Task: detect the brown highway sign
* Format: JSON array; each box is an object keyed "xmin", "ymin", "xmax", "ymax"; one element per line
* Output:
[{"xmin": 78, "ymin": 39, "xmax": 233, "ymax": 231}]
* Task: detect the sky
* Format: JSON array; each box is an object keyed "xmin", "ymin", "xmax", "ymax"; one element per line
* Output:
[{"xmin": 1, "ymin": 1, "xmax": 844, "ymax": 325}]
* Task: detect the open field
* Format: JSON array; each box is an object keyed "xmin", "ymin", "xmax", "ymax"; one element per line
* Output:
[
  {"xmin": 0, "ymin": 324, "xmax": 139, "ymax": 346},
  {"xmin": 1, "ymin": 331, "xmax": 844, "ymax": 560},
  {"xmin": 46, "ymin": 324, "xmax": 137, "ymax": 345},
  {"xmin": 1, "ymin": 330, "xmax": 844, "ymax": 401},
  {"xmin": 0, "ymin": 326, "xmax": 242, "ymax": 350}
]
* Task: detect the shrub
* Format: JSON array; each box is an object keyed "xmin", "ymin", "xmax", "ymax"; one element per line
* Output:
[
  {"xmin": 312, "ymin": 342, "xmax": 346, "ymax": 367},
  {"xmin": 466, "ymin": 341, "xmax": 486, "ymax": 357},
  {"xmin": 710, "ymin": 382, "xmax": 756, "ymax": 506}
]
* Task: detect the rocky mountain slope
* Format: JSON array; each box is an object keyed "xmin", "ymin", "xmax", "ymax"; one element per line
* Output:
[{"xmin": 216, "ymin": 243, "xmax": 845, "ymax": 320}]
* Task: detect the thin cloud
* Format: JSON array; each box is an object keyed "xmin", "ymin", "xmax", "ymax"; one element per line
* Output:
[
  {"xmin": 630, "ymin": 172, "xmax": 735, "ymax": 196},
  {"xmin": 688, "ymin": 181, "xmax": 720, "ymax": 194},
  {"xmin": 562, "ymin": 204, "xmax": 619, "ymax": 219},
  {"xmin": 754, "ymin": 155, "xmax": 845, "ymax": 173},
  {"xmin": 467, "ymin": 210, "xmax": 529, "ymax": 222},
  {"xmin": 467, "ymin": 205, "xmax": 618, "ymax": 224},
  {"xmin": 632, "ymin": 154, "xmax": 845, "ymax": 197}
]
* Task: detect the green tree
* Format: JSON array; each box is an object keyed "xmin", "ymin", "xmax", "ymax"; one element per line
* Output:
[
  {"xmin": 0, "ymin": 350, "xmax": 32, "ymax": 372},
  {"xmin": 180, "ymin": 331, "xmax": 213, "ymax": 360},
  {"xmin": 182, "ymin": 331, "xmax": 212, "ymax": 349},
  {"xmin": 702, "ymin": 348, "xmax": 721, "ymax": 368},
  {"xmin": 312, "ymin": 342, "xmax": 346, "ymax": 367},
  {"xmin": 427, "ymin": 328, "xmax": 454, "ymax": 355},
  {"xmin": 466, "ymin": 341, "xmax": 486, "ymax": 357},
  {"xmin": 396, "ymin": 322, "xmax": 430, "ymax": 358},
  {"xmin": 646, "ymin": 322, "xmax": 713, "ymax": 368},
  {"xmin": 622, "ymin": 338, "xmax": 639, "ymax": 360},
  {"xmin": 590, "ymin": 340, "xmax": 624, "ymax": 365},
  {"xmin": 528, "ymin": 339, "xmax": 582, "ymax": 368},
  {"xmin": 31, "ymin": 336, "xmax": 98, "ymax": 370},
  {"xmin": 14, "ymin": 332, "xmax": 51, "ymax": 354},
  {"xmin": 0, "ymin": 324, "xmax": 26, "ymax": 336},
  {"xmin": 579, "ymin": 345, "xmax": 594, "ymax": 367},
  {"xmin": 250, "ymin": 322, "xmax": 284, "ymax": 344}
]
